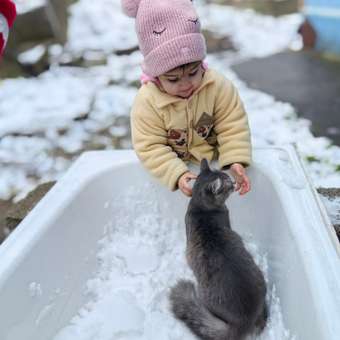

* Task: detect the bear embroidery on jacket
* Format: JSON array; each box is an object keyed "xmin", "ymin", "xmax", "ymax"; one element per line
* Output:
[
  {"xmin": 168, "ymin": 128, "xmax": 188, "ymax": 146},
  {"xmin": 195, "ymin": 112, "xmax": 217, "ymax": 145},
  {"xmin": 176, "ymin": 150, "xmax": 190, "ymax": 160},
  {"xmin": 167, "ymin": 128, "xmax": 190, "ymax": 160},
  {"xmin": 195, "ymin": 112, "xmax": 214, "ymax": 139}
]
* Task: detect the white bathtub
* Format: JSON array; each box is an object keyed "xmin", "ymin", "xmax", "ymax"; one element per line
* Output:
[{"xmin": 0, "ymin": 146, "xmax": 339, "ymax": 340}]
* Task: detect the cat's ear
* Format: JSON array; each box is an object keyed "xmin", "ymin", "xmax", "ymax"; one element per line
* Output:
[{"xmin": 200, "ymin": 158, "xmax": 210, "ymax": 173}]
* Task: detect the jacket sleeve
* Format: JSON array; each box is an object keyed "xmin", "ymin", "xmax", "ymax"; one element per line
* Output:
[
  {"xmin": 131, "ymin": 92, "xmax": 188, "ymax": 191},
  {"xmin": 213, "ymin": 76, "xmax": 252, "ymax": 169}
]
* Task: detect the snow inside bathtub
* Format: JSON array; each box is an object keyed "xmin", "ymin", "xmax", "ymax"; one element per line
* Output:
[{"xmin": 51, "ymin": 182, "xmax": 295, "ymax": 340}]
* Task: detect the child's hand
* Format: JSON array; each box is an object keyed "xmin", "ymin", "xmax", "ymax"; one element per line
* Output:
[
  {"xmin": 178, "ymin": 171, "xmax": 197, "ymax": 197},
  {"xmin": 229, "ymin": 163, "xmax": 251, "ymax": 195}
]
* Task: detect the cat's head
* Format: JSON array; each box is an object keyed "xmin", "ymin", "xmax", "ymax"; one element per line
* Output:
[{"xmin": 192, "ymin": 159, "xmax": 235, "ymax": 207}]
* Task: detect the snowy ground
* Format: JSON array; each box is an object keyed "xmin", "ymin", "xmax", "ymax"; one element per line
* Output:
[{"xmin": 0, "ymin": 0, "xmax": 339, "ymax": 339}]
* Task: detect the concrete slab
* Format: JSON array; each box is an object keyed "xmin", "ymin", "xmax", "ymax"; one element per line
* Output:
[{"xmin": 232, "ymin": 50, "xmax": 340, "ymax": 146}]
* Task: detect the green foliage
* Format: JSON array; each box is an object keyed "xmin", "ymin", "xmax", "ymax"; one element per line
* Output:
[{"xmin": 306, "ymin": 156, "xmax": 321, "ymax": 163}]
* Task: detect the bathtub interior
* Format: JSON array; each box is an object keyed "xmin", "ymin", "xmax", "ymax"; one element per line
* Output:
[{"xmin": 0, "ymin": 159, "xmax": 329, "ymax": 340}]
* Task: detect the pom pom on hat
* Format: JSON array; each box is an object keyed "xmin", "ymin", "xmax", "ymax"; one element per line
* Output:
[{"xmin": 121, "ymin": 0, "xmax": 142, "ymax": 18}]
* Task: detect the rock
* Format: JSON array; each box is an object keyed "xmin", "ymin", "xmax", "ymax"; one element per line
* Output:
[
  {"xmin": 58, "ymin": 51, "xmax": 108, "ymax": 68},
  {"xmin": 115, "ymin": 46, "xmax": 139, "ymax": 56},
  {"xmin": 317, "ymin": 188, "xmax": 340, "ymax": 200},
  {"xmin": 0, "ymin": 200, "xmax": 12, "ymax": 218},
  {"xmin": 0, "ymin": 181, "xmax": 56, "ymax": 243},
  {"xmin": 58, "ymin": 52, "xmax": 84, "ymax": 67},
  {"xmin": 209, "ymin": 0, "xmax": 299, "ymax": 16},
  {"xmin": 298, "ymin": 19, "xmax": 317, "ymax": 50},
  {"xmin": 17, "ymin": 43, "xmax": 50, "ymax": 76},
  {"xmin": 0, "ymin": 57, "xmax": 24, "ymax": 78},
  {"xmin": 317, "ymin": 188, "xmax": 340, "ymax": 242},
  {"xmin": 203, "ymin": 29, "xmax": 236, "ymax": 54},
  {"xmin": 49, "ymin": 0, "xmax": 70, "ymax": 43},
  {"xmin": 6, "ymin": 0, "xmax": 70, "ymax": 54},
  {"xmin": 334, "ymin": 225, "xmax": 340, "ymax": 242},
  {"xmin": 0, "ymin": 199, "xmax": 14, "ymax": 243},
  {"xmin": 2, "ymin": 0, "xmax": 72, "ymax": 77},
  {"xmin": 82, "ymin": 51, "xmax": 108, "ymax": 67},
  {"xmin": 9, "ymin": 5, "xmax": 53, "ymax": 45}
]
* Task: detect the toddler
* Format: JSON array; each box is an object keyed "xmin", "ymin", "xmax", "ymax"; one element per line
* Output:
[{"xmin": 121, "ymin": 0, "xmax": 252, "ymax": 197}]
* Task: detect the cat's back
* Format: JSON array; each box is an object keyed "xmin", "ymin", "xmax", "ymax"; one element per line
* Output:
[
  {"xmin": 185, "ymin": 205, "xmax": 266, "ymax": 300},
  {"xmin": 187, "ymin": 214, "xmax": 266, "ymax": 321}
]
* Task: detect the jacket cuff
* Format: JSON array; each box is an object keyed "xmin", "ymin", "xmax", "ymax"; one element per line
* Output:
[
  {"xmin": 221, "ymin": 161, "xmax": 250, "ymax": 170},
  {"xmin": 169, "ymin": 166, "xmax": 189, "ymax": 191}
]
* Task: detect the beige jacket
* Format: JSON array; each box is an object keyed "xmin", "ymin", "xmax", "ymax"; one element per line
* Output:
[{"xmin": 131, "ymin": 69, "xmax": 252, "ymax": 190}]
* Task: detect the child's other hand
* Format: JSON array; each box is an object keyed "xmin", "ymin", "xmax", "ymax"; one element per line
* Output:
[
  {"xmin": 229, "ymin": 163, "xmax": 251, "ymax": 195},
  {"xmin": 178, "ymin": 171, "xmax": 197, "ymax": 197}
]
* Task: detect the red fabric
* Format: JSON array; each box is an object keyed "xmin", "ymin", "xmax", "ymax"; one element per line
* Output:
[
  {"xmin": 0, "ymin": 0, "xmax": 17, "ymax": 27},
  {"xmin": 0, "ymin": 33, "xmax": 4, "ymax": 55}
]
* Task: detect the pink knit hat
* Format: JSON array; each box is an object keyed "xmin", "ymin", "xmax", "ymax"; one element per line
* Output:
[{"xmin": 121, "ymin": 0, "xmax": 207, "ymax": 77}]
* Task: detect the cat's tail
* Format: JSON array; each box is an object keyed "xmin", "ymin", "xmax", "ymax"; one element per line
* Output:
[{"xmin": 169, "ymin": 279, "xmax": 235, "ymax": 340}]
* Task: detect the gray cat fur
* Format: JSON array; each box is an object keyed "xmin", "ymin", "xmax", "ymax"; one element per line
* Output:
[{"xmin": 169, "ymin": 159, "xmax": 268, "ymax": 340}]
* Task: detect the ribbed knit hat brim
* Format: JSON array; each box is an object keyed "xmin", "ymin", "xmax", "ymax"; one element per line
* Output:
[{"xmin": 142, "ymin": 33, "xmax": 206, "ymax": 77}]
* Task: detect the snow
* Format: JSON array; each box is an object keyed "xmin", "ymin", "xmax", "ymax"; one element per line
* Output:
[
  {"xmin": 18, "ymin": 45, "xmax": 46, "ymax": 65},
  {"xmin": 53, "ymin": 185, "xmax": 296, "ymax": 340},
  {"xmin": 0, "ymin": 67, "xmax": 109, "ymax": 136},
  {"xmin": 29, "ymin": 282, "xmax": 43, "ymax": 298},
  {"xmin": 66, "ymin": 0, "xmax": 137, "ymax": 55},
  {"xmin": 198, "ymin": 4, "xmax": 303, "ymax": 58},
  {"xmin": 0, "ymin": 13, "xmax": 9, "ymax": 41},
  {"xmin": 91, "ymin": 85, "xmax": 137, "ymax": 126},
  {"xmin": 14, "ymin": 0, "xmax": 46, "ymax": 14},
  {"xmin": 54, "ymin": 291, "xmax": 145, "ymax": 339}
]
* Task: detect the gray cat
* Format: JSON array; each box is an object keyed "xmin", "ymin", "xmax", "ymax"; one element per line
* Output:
[{"xmin": 169, "ymin": 159, "xmax": 268, "ymax": 340}]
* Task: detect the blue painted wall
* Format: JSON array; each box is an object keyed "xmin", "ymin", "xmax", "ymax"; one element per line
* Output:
[
  {"xmin": 304, "ymin": 0, "xmax": 340, "ymax": 54},
  {"xmin": 305, "ymin": 0, "xmax": 340, "ymax": 8}
]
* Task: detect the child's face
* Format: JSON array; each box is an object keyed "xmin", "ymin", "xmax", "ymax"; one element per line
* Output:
[{"xmin": 158, "ymin": 61, "xmax": 204, "ymax": 99}]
